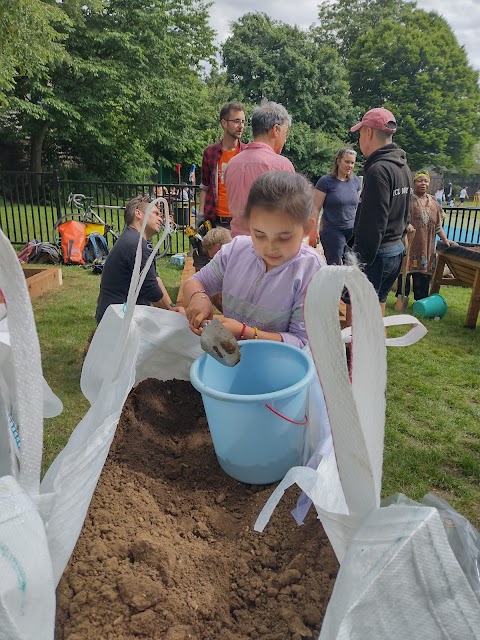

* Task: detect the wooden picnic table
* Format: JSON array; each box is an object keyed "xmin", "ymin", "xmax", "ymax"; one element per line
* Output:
[{"xmin": 431, "ymin": 241, "xmax": 480, "ymax": 328}]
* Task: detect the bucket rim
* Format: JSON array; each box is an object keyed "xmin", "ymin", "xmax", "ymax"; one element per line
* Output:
[{"xmin": 190, "ymin": 339, "xmax": 316, "ymax": 403}]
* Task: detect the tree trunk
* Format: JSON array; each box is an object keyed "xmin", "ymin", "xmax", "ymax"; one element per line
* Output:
[{"xmin": 30, "ymin": 122, "xmax": 48, "ymax": 175}]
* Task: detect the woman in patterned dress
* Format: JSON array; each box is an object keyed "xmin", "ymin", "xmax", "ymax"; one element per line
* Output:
[{"xmin": 397, "ymin": 170, "xmax": 452, "ymax": 301}]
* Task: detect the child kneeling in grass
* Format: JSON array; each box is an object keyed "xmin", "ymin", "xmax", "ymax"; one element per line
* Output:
[{"xmin": 184, "ymin": 171, "xmax": 325, "ymax": 348}]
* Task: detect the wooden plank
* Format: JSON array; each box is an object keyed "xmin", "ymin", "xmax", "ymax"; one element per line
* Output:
[
  {"xmin": 446, "ymin": 262, "xmax": 475, "ymax": 285},
  {"xmin": 465, "ymin": 268, "xmax": 480, "ymax": 329},
  {"xmin": 430, "ymin": 255, "xmax": 446, "ymax": 294},
  {"xmin": 175, "ymin": 256, "xmax": 195, "ymax": 307},
  {"xmin": 439, "ymin": 278, "xmax": 467, "ymax": 287}
]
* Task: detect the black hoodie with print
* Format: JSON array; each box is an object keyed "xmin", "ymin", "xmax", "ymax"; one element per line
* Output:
[{"xmin": 353, "ymin": 143, "xmax": 413, "ymax": 266}]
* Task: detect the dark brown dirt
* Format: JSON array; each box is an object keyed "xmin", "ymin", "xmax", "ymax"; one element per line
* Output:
[{"xmin": 56, "ymin": 378, "xmax": 338, "ymax": 639}]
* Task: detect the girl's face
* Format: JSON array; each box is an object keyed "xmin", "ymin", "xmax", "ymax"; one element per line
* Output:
[{"xmin": 249, "ymin": 206, "xmax": 314, "ymax": 271}]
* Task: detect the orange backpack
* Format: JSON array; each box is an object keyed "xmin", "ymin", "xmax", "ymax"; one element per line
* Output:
[{"xmin": 57, "ymin": 221, "xmax": 86, "ymax": 265}]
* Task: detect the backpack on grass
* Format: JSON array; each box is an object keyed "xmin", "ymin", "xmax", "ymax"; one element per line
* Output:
[
  {"xmin": 17, "ymin": 240, "xmax": 39, "ymax": 264},
  {"xmin": 57, "ymin": 220, "xmax": 87, "ymax": 265},
  {"xmin": 83, "ymin": 232, "xmax": 109, "ymax": 266},
  {"xmin": 28, "ymin": 243, "xmax": 61, "ymax": 265}
]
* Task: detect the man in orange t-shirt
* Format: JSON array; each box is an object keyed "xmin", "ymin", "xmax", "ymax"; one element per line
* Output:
[{"xmin": 199, "ymin": 102, "xmax": 247, "ymax": 228}]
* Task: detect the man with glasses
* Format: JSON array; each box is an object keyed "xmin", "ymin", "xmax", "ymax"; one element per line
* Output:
[
  {"xmin": 224, "ymin": 100, "xmax": 295, "ymax": 237},
  {"xmin": 198, "ymin": 102, "xmax": 247, "ymax": 229}
]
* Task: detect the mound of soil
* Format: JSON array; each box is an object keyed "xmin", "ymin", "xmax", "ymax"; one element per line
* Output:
[{"xmin": 56, "ymin": 379, "xmax": 338, "ymax": 639}]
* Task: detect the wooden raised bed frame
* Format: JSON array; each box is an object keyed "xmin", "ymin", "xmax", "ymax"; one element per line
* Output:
[{"xmin": 23, "ymin": 266, "xmax": 63, "ymax": 300}]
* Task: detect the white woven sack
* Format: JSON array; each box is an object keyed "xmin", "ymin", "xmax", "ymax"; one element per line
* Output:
[
  {"xmin": 40, "ymin": 198, "xmax": 190, "ymax": 584},
  {"xmin": 0, "ymin": 230, "xmax": 56, "ymax": 640},
  {"xmin": 256, "ymin": 265, "xmax": 480, "ymax": 638}
]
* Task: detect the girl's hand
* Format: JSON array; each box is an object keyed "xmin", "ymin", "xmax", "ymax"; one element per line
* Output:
[
  {"xmin": 217, "ymin": 317, "xmax": 245, "ymax": 339},
  {"xmin": 186, "ymin": 296, "xmax": 213, "ymax": 330}
]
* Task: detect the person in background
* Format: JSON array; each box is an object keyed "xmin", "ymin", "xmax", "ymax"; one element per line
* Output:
[
  {"xmin": 434, "ymin": 186, "xmax": 445, "ymax": 206},
  {"xmin": 347, "ymin": 107, "xmax": 412, "ymax": 320},
  {"xmin": 184, "ymin": 171, "xmax": 325, "ymax": 348},
  {"xmin": 396, "ymin": 170, "xmax": 452, "ymax": 302},
  {"xmin": 224, "ymin": 100, "xmax": 295, "ymax": 238},
  {"xmin": 459, "ymin": 185, "xmax": 468, "ymax": 204},
  {"xmin": 312, "ymin": 148, "xmax": 361, "ymax": 264},
  {"xmin": 446, "ymin": 181, "xmax": 454, "ymax": 205},
  {"xmin": 95, "ymin": 196, "xmax": 184, "ymax": 324},
  {"xmin": 200, "ymin": 227, "xmax": 232, "ymax": 265},
  {"xmin": 198, "ymin": 102, "xmax": 247, "ymax": 229}
]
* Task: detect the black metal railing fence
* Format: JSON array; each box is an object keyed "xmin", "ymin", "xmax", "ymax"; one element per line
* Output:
[
  {"xmin": 2, "ymin": 171, "xmax": 480, "ymax": 249},
  {"xmin": 0, "ymin": 171, "xmax": 200, "ymax": 255}
]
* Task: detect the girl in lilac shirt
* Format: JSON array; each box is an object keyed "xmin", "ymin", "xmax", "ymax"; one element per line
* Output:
[{"xmin": 184, "ymin": 171, "xmax": 325, "ymax": 349}]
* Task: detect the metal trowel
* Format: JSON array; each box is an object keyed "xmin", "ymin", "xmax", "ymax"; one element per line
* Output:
[{"xmin": 200, "ymin": 318, "xmax": 241, "ymax": 367}]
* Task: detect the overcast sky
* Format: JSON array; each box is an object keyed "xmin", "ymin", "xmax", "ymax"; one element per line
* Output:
[{"xmin": 209, "ymin": 0, "xmax": 480, "ymax": 73}]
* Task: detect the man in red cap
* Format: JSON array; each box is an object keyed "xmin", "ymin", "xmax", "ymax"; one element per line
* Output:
[{"xmin": 348, "ymin": 107, "xmax": 413, "ymax": 318}]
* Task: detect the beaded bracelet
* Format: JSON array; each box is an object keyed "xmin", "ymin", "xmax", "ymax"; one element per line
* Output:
[
  {"xmin": 239, "ymin": 322, "xmax": 247, "ymax": 340},
  {"xmin": 253, "ymin": 326, "xmax": 259, "ymax": 340}
]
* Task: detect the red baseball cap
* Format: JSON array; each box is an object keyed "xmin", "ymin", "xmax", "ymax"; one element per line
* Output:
[{"xmin": 350, "ymin": 108, "xmax": 397, "ymax": 133}]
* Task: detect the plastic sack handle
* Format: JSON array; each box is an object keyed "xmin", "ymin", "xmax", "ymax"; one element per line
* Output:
[
  {"xmin": 0, "ymin": 229, "xmax": 44, "ymax": 496},
  {"xmin": 265, "ymin": 404, "xmax": 308, "ymax": 425},
  {"xmin": 304, "ymin": 267, "xmax": 427, "ymax": 515},
  {"xmin": 304, "ymin": 266, "xmax": 388, "ymax": 514},
  {"xmin": 341, "ymin": 313, "xmax": 428, "ymax": 346}
]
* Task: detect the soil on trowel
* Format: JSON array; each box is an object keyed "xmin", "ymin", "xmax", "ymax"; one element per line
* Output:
[{"xmin": 56, "ymin": 379, "xmax": 338, "ymax": 640}]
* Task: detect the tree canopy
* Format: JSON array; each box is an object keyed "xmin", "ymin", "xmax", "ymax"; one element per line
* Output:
[
  {"xmin": 347, "ymin": 9, "xmax": 480, "ymax": 170},
  {"xmin": 316, "ymin": 0, "xmax": 416, "ymax": 61},
  {"xmin": 0, "ymin": 0, "xmax": 218, "ymax": 180},
  {"xmin": 0, "ymin": 0, "xmax": 69, "ymax": 97},
  {"xmin": 222, "ymin": 13, "xmax": 355, "ymax": 176},
  {"xmin": 1, "ymin": 1, "xmax": 480, "ymax": 179}
]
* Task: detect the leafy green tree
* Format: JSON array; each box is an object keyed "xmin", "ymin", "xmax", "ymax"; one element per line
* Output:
[
  {"xmin": 221, "ymin": 12, "xmax": 356, "ymax": 175},
  {"xmin": 0, "ymin": 0, "xmax": 217, "ymax": 180},
  {"xmin": 315, "ymin": 0, "xmax": 415, "ymax": 61},
  {"xmin": 0, "ymin": 0, "xmax": 69, "ymax": 98},
  {"xmin": 348, "ymin": 10, "xmax": 480, "ymax": 170}
]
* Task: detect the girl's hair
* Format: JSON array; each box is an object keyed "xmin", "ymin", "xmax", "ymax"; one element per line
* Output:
[
  {"xmin": 202, "ymin": 227, "xmax": 231, "ymax": 251},
  {"xmin": 330, "ymin": 148, "xmax": 357, "ymax": 179},
  {"xmin": 245, "ymin": 171, "xmax": 313, "ymax": 225}
]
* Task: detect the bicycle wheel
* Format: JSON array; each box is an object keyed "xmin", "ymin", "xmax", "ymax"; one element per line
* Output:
[{"xmin": 154, "ymin": 233, "xmax": 172, "ymax": 259}]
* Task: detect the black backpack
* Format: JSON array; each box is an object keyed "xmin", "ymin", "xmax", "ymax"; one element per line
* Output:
[{"xmin": 83, "ymin": 232, "xmax": 109, "ymax": 265}]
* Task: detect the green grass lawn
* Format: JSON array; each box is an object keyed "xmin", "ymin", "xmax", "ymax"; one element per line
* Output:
[{"xmin": 31, "ymin": 265, "xmax": 480, "ymax": 527}]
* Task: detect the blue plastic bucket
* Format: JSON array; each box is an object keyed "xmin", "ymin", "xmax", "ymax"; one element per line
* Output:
[
  {"xmin": 413, "ymin": 293, "xmax": 447, "ymax": 319},
  {"xmin": 190, "ymin": 340, "xmax": 316, "ymax": 484}
]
